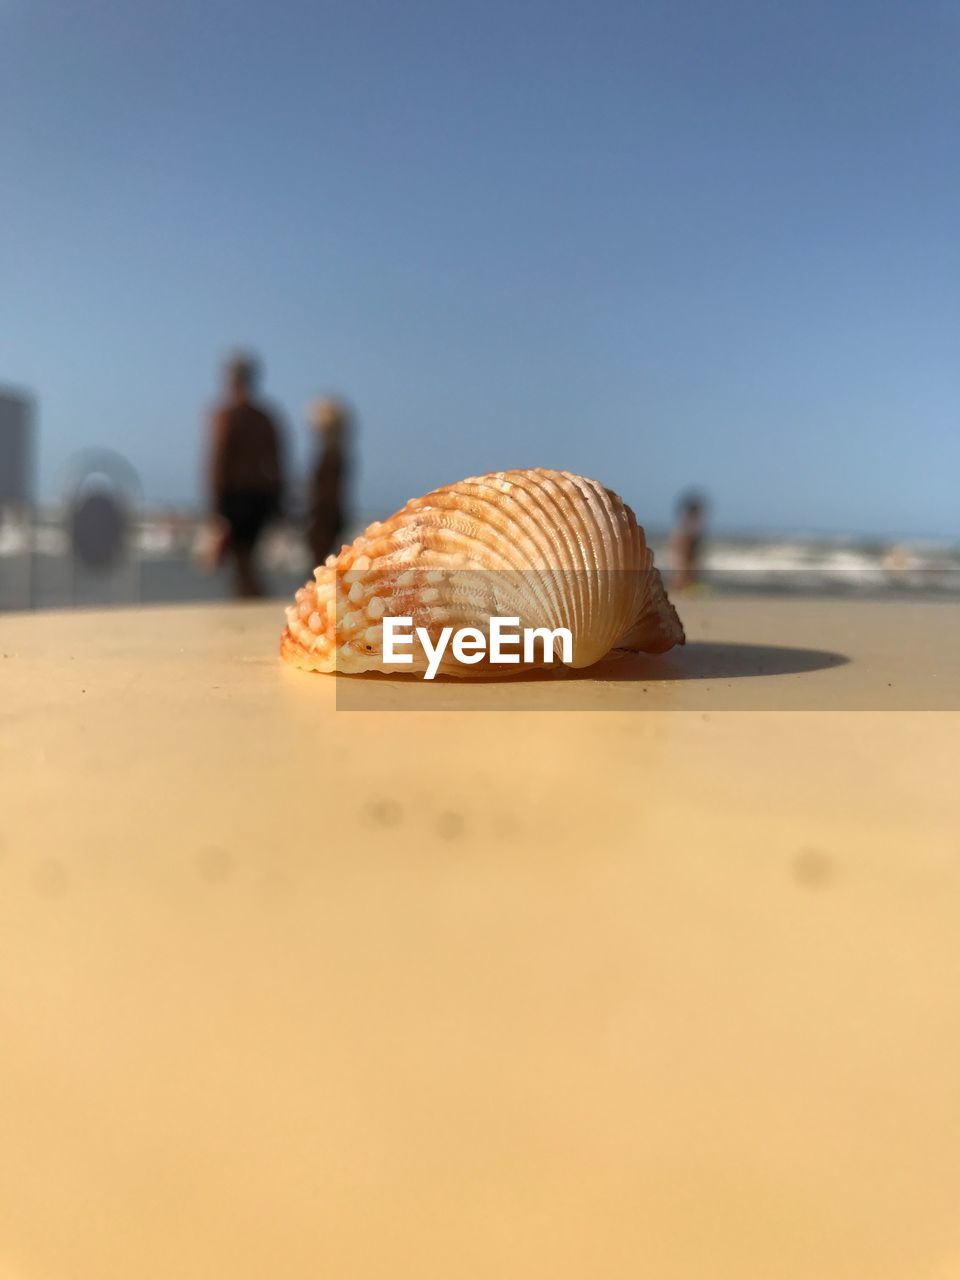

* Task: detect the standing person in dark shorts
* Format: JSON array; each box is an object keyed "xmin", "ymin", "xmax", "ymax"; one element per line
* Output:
[
  {"xmin": 669, "ymin": 489, "xmax": 708, "ymax": 592},
  {"xmin": 207, "ymin": 353, "xmax": 284, "ymax": 598},
  {"xmin": 306, "ymin": 397, "xmax": 351, "ymax": 568}
]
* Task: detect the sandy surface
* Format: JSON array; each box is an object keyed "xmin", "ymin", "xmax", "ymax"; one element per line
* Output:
[{"xmin": 1, "ymin": 596, "xmax": 959, "ymax": 1279}]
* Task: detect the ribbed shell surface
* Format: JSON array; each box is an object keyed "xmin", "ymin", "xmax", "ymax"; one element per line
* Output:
[{"xmin": 280, "ymin": 469, "xmax": 684, "ymax": 675}]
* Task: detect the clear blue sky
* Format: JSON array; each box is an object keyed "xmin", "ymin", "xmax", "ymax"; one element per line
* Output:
[{"xmin": 2, "ymin": 0, "xmax": 958, "ymax": 535}]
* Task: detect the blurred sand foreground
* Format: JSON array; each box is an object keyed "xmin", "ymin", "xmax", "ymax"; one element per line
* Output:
[{"xmin": 1, "ymin": 596, "xmax": 959, "ymax": 1280}]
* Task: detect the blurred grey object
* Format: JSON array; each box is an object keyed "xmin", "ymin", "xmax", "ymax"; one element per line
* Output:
[
  {"xmin": 0, "ymin": 387, "xmax": 36, "ymax": 610},
  {"xmin": 65, "ymin": 448, "xmax": 142, "ymax": 606}
]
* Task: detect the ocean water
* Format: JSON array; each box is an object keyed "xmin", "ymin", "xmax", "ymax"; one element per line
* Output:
[{"xmin": 1, "ymin": 513, "xmax": 958, "ymax": 612}]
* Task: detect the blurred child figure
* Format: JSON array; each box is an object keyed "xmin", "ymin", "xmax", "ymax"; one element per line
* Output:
[
  {"xmin": 307, "ymin": 397, "xmax": 351, "ymax": 567},
  {"xmin": 669, "ymin": 489, "xmax": 708, "ymax": 592},
  {"xmin": 207, "ymin": 352, "xmax": 284, "ymax": 598}
]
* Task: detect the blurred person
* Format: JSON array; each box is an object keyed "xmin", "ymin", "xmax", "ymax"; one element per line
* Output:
[
  {"xmin": 669, "ymin": 489, "xmax": 708, "ymax": 592},
  {"xmin": 306, "ymin": 397, "xmax": 351, "ymax": 567},
  {"xmin": 207, "ymin": 352, "xmax": 284, "ymax": 598},
  {"xmin": 883, "ymin": 542, "xmax": 917, "ymax": 573}
]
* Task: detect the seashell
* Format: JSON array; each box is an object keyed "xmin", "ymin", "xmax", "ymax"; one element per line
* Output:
[{"xmin": 280, "ymin": 468, "xmax": 684, "ymax": 676}]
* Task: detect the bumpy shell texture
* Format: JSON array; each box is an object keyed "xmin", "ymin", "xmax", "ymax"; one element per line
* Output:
[{"xmin": 280, "ymin": 468, "xmax": 684, "ymax": 676}]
